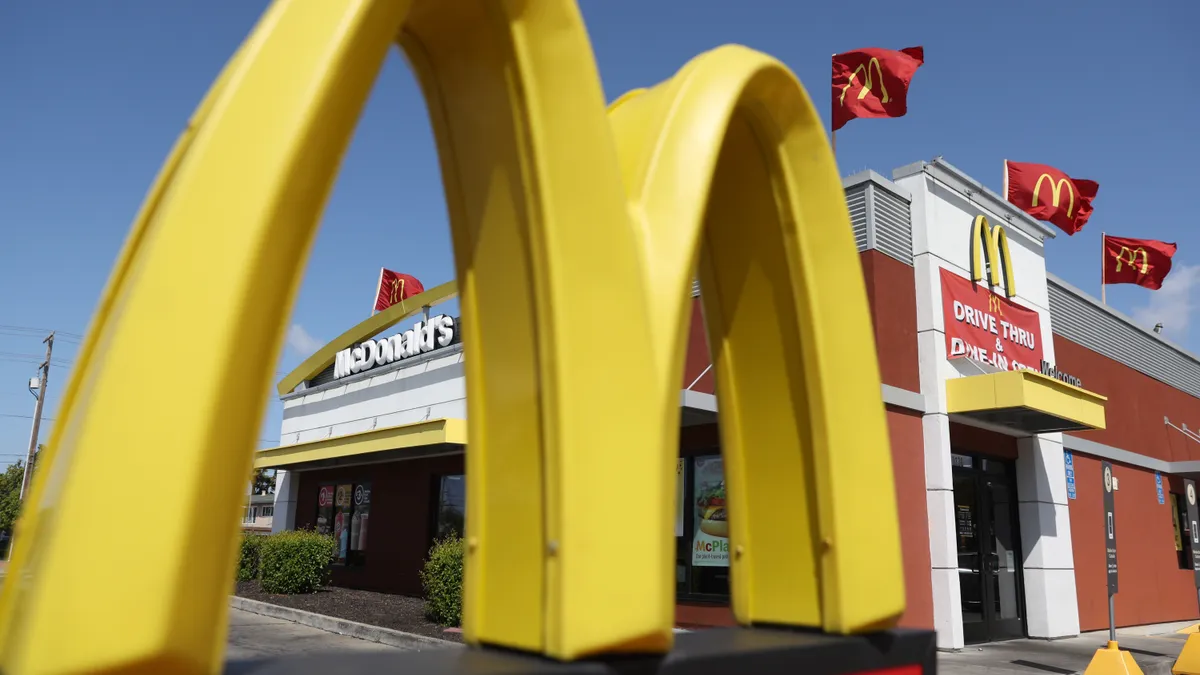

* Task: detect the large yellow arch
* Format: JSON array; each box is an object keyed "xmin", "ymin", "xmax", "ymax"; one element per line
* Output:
[
  {"xmin": 607, "ymin": 46, "xmax": 902, "ymax": 632},
  {"xmin": 0, "ymin": 0, "xmax": 902, "ymax": 671}
]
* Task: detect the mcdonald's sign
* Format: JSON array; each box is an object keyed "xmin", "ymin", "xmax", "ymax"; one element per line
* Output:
[
  {"xmin": 1032, "ymin": 173, "xmax": 1076, "ymax": 218},
  {"xmin": 839, "ymin": 57, "xmax": 889, "ymax": 105},
  {"xmin": 1114, "ymin": 246, "xmax": 1150, "ymax": 274},
  {"xmin": 0, "ymin": 1, "xmax": 916, "ymax": 672},
  {"xmin": 970, "ymin": 215, "xmax": 1017, "ymax": 299}
]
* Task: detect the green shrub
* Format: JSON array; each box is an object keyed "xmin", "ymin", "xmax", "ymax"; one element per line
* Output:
[
  {"xmin": 420, "ymin": 533, "xmax": 465, "ymax": 626},
  {"xmin": 237, "ymin": 533, "xmax": 265, "ymax": 582},
  {"xmin": 258, "ymin": 529, "xmax": 337, "ymax": 594}
]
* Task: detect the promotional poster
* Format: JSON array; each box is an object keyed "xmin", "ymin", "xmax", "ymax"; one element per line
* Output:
[{"xmin": 692, "ymin": 456, "xmax": 729, "ymax": 567}]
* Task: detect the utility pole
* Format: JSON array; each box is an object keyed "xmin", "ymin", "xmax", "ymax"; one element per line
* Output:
[{"xmin": 20, "ymin": 332, "xmax": 53, "ymax": 500}]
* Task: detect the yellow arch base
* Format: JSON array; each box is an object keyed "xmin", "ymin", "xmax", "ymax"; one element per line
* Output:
[
  {"xmin": 1173, "ymin": 633, "xmax": 1200, "ymax": 675},
  {"xmin": 1084, "ymin": 641, "xmax": 1144, "ymax": 675}
]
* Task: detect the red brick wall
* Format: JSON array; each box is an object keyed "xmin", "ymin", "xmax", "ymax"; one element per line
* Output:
[
  {"xmin": 1055, "ymin": 336, "xmax": 1200, "ymax": 463},
  {"xmin": 1066, "ymin": 453, "xmax": 1198, "ymax": 629}
]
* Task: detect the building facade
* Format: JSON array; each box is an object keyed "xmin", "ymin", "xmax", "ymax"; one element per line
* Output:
[{"xmin": 260, "ymin": 157, "xmax": 1200, "ymax": 647}]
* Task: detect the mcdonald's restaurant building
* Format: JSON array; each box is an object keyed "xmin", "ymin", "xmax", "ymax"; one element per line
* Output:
[{"xmin": 258, "ymin": 157, "xmax": 1200, "ymax": 649}]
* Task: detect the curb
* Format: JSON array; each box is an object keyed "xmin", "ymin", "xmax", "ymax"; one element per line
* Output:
[{"xmin": 230, "ymin": 596, "xmax": 463, "ymax": 651}]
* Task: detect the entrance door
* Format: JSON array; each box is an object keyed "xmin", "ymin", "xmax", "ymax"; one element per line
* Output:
[{"xmin": 952, "ymin": 452, "xmax": 1025, "ymax": 643}]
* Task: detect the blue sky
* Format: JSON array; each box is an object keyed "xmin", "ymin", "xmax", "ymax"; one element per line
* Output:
[{"xmin": 0, "ymin": 0, "xmax": 1196, "ymax": 468}]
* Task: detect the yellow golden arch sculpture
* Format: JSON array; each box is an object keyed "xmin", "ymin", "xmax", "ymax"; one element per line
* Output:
[{"xmin": 0, "ymin": 0, "xmax": 903, "ymax": 672}]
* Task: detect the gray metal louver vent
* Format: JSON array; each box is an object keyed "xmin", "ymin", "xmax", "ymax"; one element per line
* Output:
[
  {"xmin": 1048, "ymin": 276, "xmax": 1200, "ymax": 399},
  {"xmin": 871, "ymin": 187, "xmax": 913, "ymax": 265}
]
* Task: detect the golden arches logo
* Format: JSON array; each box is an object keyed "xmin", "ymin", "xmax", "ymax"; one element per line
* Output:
[
  {"xmin": 1032, "ymin": 173, "xmax": 1076, "ymax": 218},
  {"xmin": 1115, "ymin": 246, "xmax": 1149, "ymax": 274},
  {"xmin": 839, "ymin": 57, "xmax": 889, "ymax": 105},
  {"xmin": 388, "ymin": 276, "xmax": 406, "ymax": 304},
  {"xmin": 970, "ymin": 215, "xmax": 1017, "ymax": 299},
  {"xmin": 0, "ymin": 0, "xmax": 903, "ymax": 670},
  {"xmin": 988, "ymin": 294, "xmax": 1005, "ymax": 317}
]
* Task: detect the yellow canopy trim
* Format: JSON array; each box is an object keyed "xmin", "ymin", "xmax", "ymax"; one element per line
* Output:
[{"xmin": 946, "ymin": 369, "xmax": 1106, "ymax": 434}]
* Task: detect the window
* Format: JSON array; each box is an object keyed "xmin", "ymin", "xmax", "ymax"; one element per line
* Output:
[
  {"xmin": 260, "ymin": 506, "xmax": 274, "ymax": 518},
  {"xmin": 1173, "ymin": 493, "xmax": 1191, "ymax": 570},
  {"xmin": 242, "ymin": 507, "xmax": 257, "ymax": 524},
  {"xmin": 316, "ymin": 482, "xmax": 372, "ymax": 566},
  {"xmin": 435, "ymin": 474, "xmax": 466, "ymax": 539}
]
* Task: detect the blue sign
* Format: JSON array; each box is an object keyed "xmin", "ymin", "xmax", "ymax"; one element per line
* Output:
[
  {"xmin": 1065, "ymin": 451, "xmax": 1077, "ymax": 500},
  {"xmin": 1156, "ymin": 472, "xmax": 1165, "ymax": 505}
]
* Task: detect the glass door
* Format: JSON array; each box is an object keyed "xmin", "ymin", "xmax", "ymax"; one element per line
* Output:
[{"xmin": 952, "ymin": 452, "xmax": 1025, "ymax": 643}]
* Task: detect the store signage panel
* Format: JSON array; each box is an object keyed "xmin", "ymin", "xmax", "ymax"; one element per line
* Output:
[
  {"xmin": 1064, "ymin": 452, "xmax": 1076, "ymax": 500},
  {"xmin": 1102, "ymin": 461, "xmax": 1117, "ymax": 594},
  {"xmin": 1155, "ymin": 472, "xmax": 1165, "ymax": 505},
  {"xmin": 1186, "ymin": 479, "xmax": 1200, "ymax": 589},
  {"xmin": 333, "ymin": 315, "xmax": 456, "ymax": 380},
  {"xmin": 941, "ymin": 267, "xmax": 1044, "ymax": 372}
]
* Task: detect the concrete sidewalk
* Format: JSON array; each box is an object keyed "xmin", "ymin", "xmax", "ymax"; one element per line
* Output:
[{"xmin": 940, "ymin": 621, "xmax": 1195, "ymax": 675}]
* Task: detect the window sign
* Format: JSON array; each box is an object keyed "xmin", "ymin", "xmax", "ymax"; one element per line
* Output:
[
  {"xmin": 333, "ymin": 484, "xmax": 353, "ymax": 564},
  {"xmin": 316, "ymin": 485, "xmax": 334, "ymax": 535},
  {"xmin": 1064, "ymin": 451, "xmax": 1076, "ymax": 500},
  {"xmin": 351, "ymin": 483, "xmax": 371, "ymax": 552},
  {"xmin": 691, "ymin": 456, "xmax": 728, "ymax": 567}
]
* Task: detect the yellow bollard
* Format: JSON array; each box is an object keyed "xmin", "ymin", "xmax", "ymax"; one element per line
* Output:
[
  {"xmin": 1083, "ymin": 640, "xmax": 1144, "ymax": 675},
  {"xmin": 1174, "ymin": 633, "xmax": 1200, "ymax": 675}
]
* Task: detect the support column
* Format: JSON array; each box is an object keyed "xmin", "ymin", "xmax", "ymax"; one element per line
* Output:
[
  {"xmin": 271, "ymin": 469, "xmax": 300, "ymax": 534},
  {"xmin": 1016, "ymin": 433, "xmax": 1080, "ymax": 639},
  {"xmin": 924, "ymin": 410, "xmax": 965, "ymax": 649}
]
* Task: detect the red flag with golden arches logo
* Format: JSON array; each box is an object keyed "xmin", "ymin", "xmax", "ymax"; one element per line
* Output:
[
  {"xmin": 1004, "ymin": 160, "xmax": 1100, "ymax": 236},
  {"xmin": 374, "ymin": 269, "xmax": 425, "ymax": 312},
  {"xmin": 1103, "ymin": 235, "xmax": 1176, "ymax": 290},
  {"xmin": 831, "ymin": 46, "xmax": 924, "ymax": 131}
]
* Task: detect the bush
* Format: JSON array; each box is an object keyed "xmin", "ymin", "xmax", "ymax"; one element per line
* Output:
[
  {"xmin": 237, "ymin": 533, "xmax": 265, "ymax": 582},
  {"xmin": 258, "ymin": 529, "xmax": 337, "ymax": 594},
  {"xmin": 421, "ymin": 533, "xmax": 465, "ymax": 626}
]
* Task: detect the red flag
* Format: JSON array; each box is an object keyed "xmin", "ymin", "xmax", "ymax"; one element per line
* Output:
[
  {"xmin": 831, "ymin": 46, "xmax": 924, "ymax": 131},
  {"xmin": 374, "ymin": 269, "xmax": 425, "ymax": 312},
  {"xmin": 1103, "ymin": 235, "xmax": 1176, "ymax": 290},
  {"xmin": 1004, "ymin": 160, "xmax": 1099, "ymax": 235}
]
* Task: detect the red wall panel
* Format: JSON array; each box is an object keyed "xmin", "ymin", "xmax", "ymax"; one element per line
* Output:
[
  {"xmin": 1066, "ymin": 453, "xmax": 1197, "ymax": 630},
  {"xmin": 1056, "ymin": 336, "xmax": 1200, "ymax": 463},
  {"xmin": 296, "ymin": 454, "xmax": 465, "ymax": 596},
  {"xmin": 860, "ymin": 250, "xmax": 921, "ymax": 393},
  {"xmin": 681, "ymin": 250, "xmax": 920, "ymax": 394},
  {"xmin": 888, "ymin": 406, "xmax": 934, "ymax": 629}
]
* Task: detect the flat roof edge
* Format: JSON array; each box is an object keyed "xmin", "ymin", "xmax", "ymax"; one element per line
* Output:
[
  {"xmin": 842, "ymin": 169, "xmax": 912, "ymax": 202},
  {"xmin": 1047, "ymin": 272, "xmax": 1200, "ymax": 368},
  {"xmin": 893, "ymin": 158, "xmax": 1058, "ymax": 241}
]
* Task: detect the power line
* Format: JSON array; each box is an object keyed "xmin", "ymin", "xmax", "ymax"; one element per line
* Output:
[{"xmin": 0, "ymin": 325, "xmax": 83, "ymax": 340}]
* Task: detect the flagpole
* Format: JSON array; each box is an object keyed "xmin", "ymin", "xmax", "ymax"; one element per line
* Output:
[
  {"xmin": 830, "ymin": 53, "xmax": 837, "ymax": 157},
  {"xmin": 1101, "ymin": 232, "xmax": 1107, "ymax": 305},
  {"xmin": 372, "ymin": 267, "xmax": 384, "ymax": 316}
]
